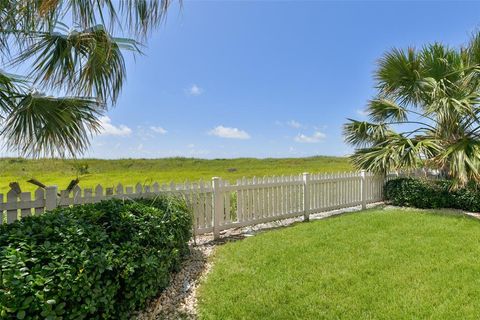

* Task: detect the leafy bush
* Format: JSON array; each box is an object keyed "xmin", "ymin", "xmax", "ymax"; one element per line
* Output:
[
  {"xmin": 384, "ymin": 178, "xmax": 480, "ymax": 212},
  {"xmin": 0, "ymin": 196, "xmax": 192, "ymax": 319},
  {"xmin": 384, "ymin": 178, "xmax": 449, "ymax": 209},
  {"xmin": 449, "ymin": 185, "xmax": 480, "ymax": 212}
]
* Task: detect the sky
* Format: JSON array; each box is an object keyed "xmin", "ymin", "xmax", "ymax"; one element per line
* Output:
[{"xmin": 19, "ymin": 1, "xmax": 480, "ymax": 159}]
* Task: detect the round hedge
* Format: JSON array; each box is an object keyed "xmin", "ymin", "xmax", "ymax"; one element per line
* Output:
[{"xmin": 0, "ymin": 197, "xmax": 192, "ymax": 319}]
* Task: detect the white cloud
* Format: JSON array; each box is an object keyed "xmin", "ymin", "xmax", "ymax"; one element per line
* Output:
[
  {"xmin": 287, "ymin": 120, "xmax": 303, "ymax": 128},
  {"xmin": 150, "ymin": 126, "xmax": 167, "ymax": 134},
  {"xmin": 208, "ymin": 125, "xmax": 251, "ymax": 139},
  {"xmin": 275, "ymin": 120, "xmax": 304, "ymax": 128},
  {"xmin": 294, "ymin": 131, "xmax": 326, "ymax": 143},
  {"xmin": 98, "ymin": 116, "xmax": 132, "ymax": 136},
  {"xmin": 186, "ymin": 84, "xmax": 204, "ymax": 96}
]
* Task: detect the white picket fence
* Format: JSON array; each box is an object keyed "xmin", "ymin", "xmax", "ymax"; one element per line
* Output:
[{"xmin": 0, "ymin": 170, "xmax": 388, "ymax": 238}]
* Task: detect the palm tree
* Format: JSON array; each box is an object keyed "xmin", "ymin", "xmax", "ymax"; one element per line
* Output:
[
  {"xmin": 344, "ymin": 33, "xmax": 480, "ymax": 187},
  {"xmin": 0, "ymin": 1, "xmax": 174, "ymax": 157}
]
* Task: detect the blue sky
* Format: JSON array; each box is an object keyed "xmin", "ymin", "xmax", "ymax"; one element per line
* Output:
[{"xmin": 84, "ymin": 1, "xmax": 480, "ymax": 159}]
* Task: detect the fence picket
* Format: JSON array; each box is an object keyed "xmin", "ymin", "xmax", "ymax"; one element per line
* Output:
[
  {"xmin": 116, "ymin": 183, "xmax": 124, "ymax": 196},
  {"xmin": 7, "ymin": 190, "xmax": 18, "ymax": 223},
  {"xmin": 135, "ymin": 183, "xmax": 142, "ymax": 195},
  {"xmin": 84, "ymin": 188, "xmax": 93, "ymax": 204},
  {"xmin": 95, "ymin": 185, "xmax": 103, "ymax": 203},
  {"xmin": 270, "ymin": 177, "xmax": 275, "ymax": 216},
  {"xmin": 251, "ymin": 177, "xmax": 257, "ymax": 220},
  {"xmin": 248, "ymin": 179, "xmax": 253, "ymax": 220},
  {"xmin": 20, "ymin": 192, "xmax": 31, "ymax": 218},
  {"xmin": 237, "ymin": 179, "xmax": 243, "ymax": 223},
  {"xmin": 190, "ymin": 183, "xmax": 198, "ymax": 229},
  {"xmin": 73, "ymin": 186, "xmax": 82, "ymax": 205},
  {"xmin": 198, "ymin": 181, "xmax": 206, "ymax": 229},
  {"xmin": 205, "ymin": 181, "xmax": 214, "ymax": 228},
  {"xmin": 34, "ymin": 189, "xmax": 44, "ymax": 215},
  {"xmin": 59, "ymin": 190, "xmax": 70, "ymax": 207},
  {"xmin": 275, "ymin": 176, "xmax": 281, "ymax": 216},
  {"xmin": 224, "ymin": 180, "xmax": 231, "ymax": 224}
]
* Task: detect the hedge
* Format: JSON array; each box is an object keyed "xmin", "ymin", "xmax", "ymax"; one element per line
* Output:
[
  {"xmin": 384, "ymin": 178, "xmax": 480, "ymax": 212},
  {"xmin": 0, "ymin": 196, "xmax": 192, "ymax": 319}
]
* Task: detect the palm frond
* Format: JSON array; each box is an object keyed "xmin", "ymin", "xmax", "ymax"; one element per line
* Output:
[
  {"xmin": 1, "ymin": 93, "xmax": 103, "ymax": 157},
  {"xmin": 439, "ymin": 137, "xmax": 480, "ymax": 186},
  {"xmin": 375, "ymin": 47, "xmax": 424, "ymax": 105},
  {"xmin": 11, "ymin": 25, "xmax": 140, "ymax": 104},
  {"xmin": 367, "ymin": 98, "xmax": 408, "ymax": 122},
  {"xmin": 420, "ymin": 43, "xmax": 464, "ymax": 82},
  {"xmin": 465, "ymin": 31, "xmax": 480, "ymax": 66},
  {"xmin": 350, "ymin": 135, "xmax": 441, "ymax": 174},
  {"xmin": 343, "ymin": 119, "xmax": 392, "ymax": 147},
  {"xmin": 42, "ymin": 0, "xmax": 173, "ymax": 37},
  {"xmin": 0, "ymin": 70, "xmax": 27, "ymax": 116},
  {"xmin": 119, "ymin": 0, "xmax": 173, "ymax": 36}
]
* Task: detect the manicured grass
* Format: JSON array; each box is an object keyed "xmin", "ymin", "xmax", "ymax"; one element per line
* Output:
[
  {"xmin": 0, "ymin": 156, "xmax": 351, "ymax": 194},
  {"xmin": 197, "ymin": 209, "xmax": 480, "ymax": 319}
]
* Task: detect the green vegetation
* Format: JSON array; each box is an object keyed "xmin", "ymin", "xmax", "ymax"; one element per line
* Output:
[
  {"xmin": 385, "ymin": 177, "xmax": 480, "ymax": 212},
  {"xmin": 344, "ymin": 32, "xmax": 480, "ymax": 187},
  {"xmin": 0, "ymin": 156, "xmax": 352, "ymax": 194},
  {"xmin": 198, "ymin": 209, "xmax": 480, "ymax": 319},
  {"xmin": 0, "ymin": 197, "xmax": 192, "ymax": 319}
]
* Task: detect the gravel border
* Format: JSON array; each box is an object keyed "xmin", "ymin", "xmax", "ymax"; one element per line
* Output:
[{"xmin": 135, "ymin": 203, "xmax": 384, "ymax": 320}]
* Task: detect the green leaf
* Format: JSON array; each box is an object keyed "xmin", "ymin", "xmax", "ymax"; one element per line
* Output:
[{"xmin": 16, "ymin": 310, "xmax": 26, "ymax": 319}]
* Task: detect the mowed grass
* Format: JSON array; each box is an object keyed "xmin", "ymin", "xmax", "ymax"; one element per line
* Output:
[
  {"xmin": 0, "ymin": 156, "xmax": 352, "ymax": 194},
  {"xmin": 198, "ymin": 209, "xmax": 480, "ymax": 320}
]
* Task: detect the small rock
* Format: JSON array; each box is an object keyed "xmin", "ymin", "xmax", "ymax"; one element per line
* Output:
[{"xmin": 182, "ymin": 278, "xmax": 191, "ymax": 293}]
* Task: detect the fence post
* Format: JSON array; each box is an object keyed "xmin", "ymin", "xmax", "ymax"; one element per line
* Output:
[
  {"xmin": 360, "ymin": 170, "xmax": 367, "ymax": 210},
  {"xmin": 45, "ymin": 186, "xmax": 58, "ymax": 211},
  {"xmin": 212, "ymin": 177, "xmax": 223, "ymax": 240},
  {"xmin": 303, "ymin": 172, "xmax": 310, "ymax": 222}
]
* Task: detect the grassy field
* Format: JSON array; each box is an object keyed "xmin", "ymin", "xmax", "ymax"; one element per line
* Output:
[
  {"xmin": 0, "ymin": 156, "xmax": 352, "ymax": 194},
  {"xmin": 198, "ymin": 209, "xmax": 480, "ymax": 319}
]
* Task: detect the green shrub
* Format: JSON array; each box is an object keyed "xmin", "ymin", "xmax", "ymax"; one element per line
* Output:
[
  {"xmin": 449, "ymin": 184, "xmax": 480, "ymax": 212},
  {"xmin": 384, "ymin": 178, "xmax": 480, "ymax": 212},
  {"xmin": 0, "ymin": 196, "xmax": 192, "ymax": 319}
]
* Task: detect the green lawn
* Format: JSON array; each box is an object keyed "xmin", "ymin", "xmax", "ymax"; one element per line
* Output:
[
  {"xmin": 198, "ymin": 209, "xmax": 480, "ymax": 319},
  {"xmin": 0, "ymin": 156, "xmax": 351, "ymax": 194}
]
